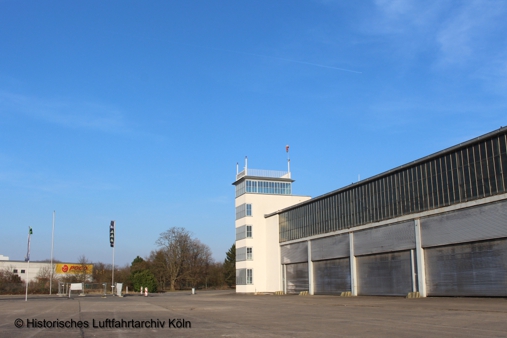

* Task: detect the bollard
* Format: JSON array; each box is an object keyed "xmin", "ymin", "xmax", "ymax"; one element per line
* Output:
[
  {"xmin": 192, "ymin": 288, "xmax": 195, "ymax": 295},
  {"xmin": 140, "ymin": 286, "xmax": 143, "ymax": 295},
  {"xmin": 144, "ymin": 287, "xmax": 148, "ymax": 297}
]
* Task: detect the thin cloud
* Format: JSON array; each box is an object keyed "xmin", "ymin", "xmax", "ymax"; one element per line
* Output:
[
  {"xmin": 374, "ymin": 0, "xmax": 415, "ymax": 19},
  {"xmin": 435, "ymin": 2, "xmax": 497, "ymax": 66},
  {"xmin": 173, "ymin": 42, "xmax": 362, "ymax": 74},
  {"xmin": 214, "ymin": 47, "xmax": 363, "ymax": 74},
  {"xmin": 0, "ymin": 91, "xmax": 127, "ymax": 133},
  {"xmin": 0, "ymin": 169, "xmax": 119, "ymax": 194},
  {"xmin": 370, "ymin": 1, "xmax": 507, "ymax": 67}
]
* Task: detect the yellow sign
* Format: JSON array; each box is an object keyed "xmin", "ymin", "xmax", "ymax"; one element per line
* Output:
[{"xmin": 55, "ymin": 264, "xmax": 93, "ymax": 274}]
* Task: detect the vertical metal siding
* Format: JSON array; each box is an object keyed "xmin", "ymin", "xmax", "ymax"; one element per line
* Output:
[
  {"xmin": 311, "ymin": 234, "xmax": 349, "ymax": 261},
  {"xmin": 421, "ymin": 199, "xmax": 507, "ymax": 248},
  {"xmin": 425, "ymin": 238, "xmax": 507, "ymax": 296},
  {"xmin": 279, "ymin": 132, "xmax": 507, "ymax": 243},
  {"xmin": 285, "ymin": 262, "xmax": 309, "ymax": 294},
  {"xmin": 281, "ymin": 242, "xmax": 308, "ymax": 264},
  {"xmin": 313, "ymin": 258, "xmax": 351, "ymax": 295},
  {"xmin": 354, "ymin": 221, "xmax": 416, "ymax": 256},
  {"xmin": 357, "ymin": 251, "xmax": 413, "ymax": 296}
]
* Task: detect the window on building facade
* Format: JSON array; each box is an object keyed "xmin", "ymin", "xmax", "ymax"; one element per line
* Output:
[
  {"xmin": 235, "ymin": 181, "xmax": 246, "ymax": 197},
  {"xmin": 236, "ymin": 180, "xmax": 292, "ymax": 197},
  {"xmin": 247, "ymin": 247, "xmax": 253, "ymax": 260},
  {"xmin": 236, "ymin": 246, "xmax": 247, "ymax": 261},
  {"xmin": 236, "ymin": 225, "xmax": 253, "ymax": 241},
  {"xmin": 20, "ymin": 270, "xmax": 25, "ymax": 273},
  {"xmin": 246, "ymin": 269, "xmax": 253, "ymax": 284},
  {"xmin": 236, "ymin": 269, "xmax": 246, "ymax": 285},
  {"xmin": 13, "ymin": 269, "xmax": 18, "ymax": 273},
  {"xmin": 236, "ymin": 204, "xmax": 253, "ymax": 220}
]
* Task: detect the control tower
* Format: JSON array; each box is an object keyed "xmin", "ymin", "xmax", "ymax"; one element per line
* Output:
[{"xmin": 233, "ymin": 156, "xmax": 311, "ymax": 293}]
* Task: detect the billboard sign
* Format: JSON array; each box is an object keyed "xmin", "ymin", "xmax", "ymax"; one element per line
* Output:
[{"xmin": 55, "ymin": 264, "xmax": 94, "ymax": 274}]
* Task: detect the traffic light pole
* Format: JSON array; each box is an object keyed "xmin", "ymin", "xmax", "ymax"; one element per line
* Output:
[
  {"xmin": 111, "ymin": 245, "xmax": 115, "ymax": 295},
  {"xmin": 110, "ymin": 220, "xmax": 115, "ymax": 295}
]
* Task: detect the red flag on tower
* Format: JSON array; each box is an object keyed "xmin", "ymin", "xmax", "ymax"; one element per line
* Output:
[{"xmin": 286, "ymin": 145, "xmax": 289, "ymax": 153}]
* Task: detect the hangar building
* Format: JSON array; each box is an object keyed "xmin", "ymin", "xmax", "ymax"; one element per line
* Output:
[{"xmin": 234, "ymin": 127, "xmax": 507, "ymax": 297}]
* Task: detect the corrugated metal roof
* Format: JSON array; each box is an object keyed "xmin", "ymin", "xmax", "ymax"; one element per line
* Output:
[{"xmin": 266, "ymin": 126, "xmax": 507, "ymax": 217}]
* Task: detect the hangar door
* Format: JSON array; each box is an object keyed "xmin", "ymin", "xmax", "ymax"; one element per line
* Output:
[
  {"xmin": 425, "ymin": 238, "xmax": 507, "ymax": 297},
  {"xmin": 313, "ymin": 258, "xmax": 350, "ymax": 295},
  {"xmin": 357, "ymin": 251, "xmax": 413, "ymax": 296},
  {"xmin": 281, "ymin": 242, "xmax": 308, "ymax": 294},
  {"xmin": 285, "ymin": 263, "xmax": 309, "ymax": 294}
]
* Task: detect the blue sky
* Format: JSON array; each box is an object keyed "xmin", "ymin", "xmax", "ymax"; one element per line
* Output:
[{"xmin": 1, "ymin": 1, "xmax": 506, "ymax": 266}]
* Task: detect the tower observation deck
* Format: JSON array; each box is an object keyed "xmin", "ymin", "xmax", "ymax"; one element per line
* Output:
[{"xmin": 233, "ymin": 157, "xmax": 294, "ymax": 198}]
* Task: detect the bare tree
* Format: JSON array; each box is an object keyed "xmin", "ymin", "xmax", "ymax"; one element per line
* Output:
[
  {"xmin": 78, "ymin": 255, "xmax": 91, "ymax": 282},
  {"xmin": 206, "ymin": 262, "xmax": 226, "ymax": 289},
  {"xmin": 0, "ymin": 268, "xmax": 23, "ymax": 294},
  {"xmin": 185, "ymin": 239, "xmax": 212, "ymax": 288},
  {"xmin": 148, "ymin": 249, "xmax": 168, "ymax": 291},
  {"xmin": 156, "ymin": 227, "xmax": 192, "ymax": 291},
  {"xmin": 92, "ymin": 262, "xmax": 111, "ymax": 284},
  {"xmin": 155, "ymin": 227, "xmax": 212, "ymax": 291}
]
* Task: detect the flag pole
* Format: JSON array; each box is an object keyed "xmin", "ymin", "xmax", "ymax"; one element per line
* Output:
[
  {"xmin": 25, "ymin": 227, "xmax": 32, "ymax": 301},
  {"xmin": 25, "ymin": 260, "xmax": 29, "ymax": 301},
  {"xmin": 50, "ymin": 211, "xmax": 55, "ymax": 295},
  {"xmin": 286, "ymin": 145, "xmax": 290, "ymax": 175}
]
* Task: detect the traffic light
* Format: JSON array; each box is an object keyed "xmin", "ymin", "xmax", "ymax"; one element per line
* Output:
[
  {"xmin": 29, "ymin": 227, "xmax": 33, "ymax": 235},
  {"xmin": 109, "ymin": 221, "xmax": 115, "ymax": 247}
]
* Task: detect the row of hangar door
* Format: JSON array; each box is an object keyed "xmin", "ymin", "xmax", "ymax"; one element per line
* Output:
[{"xmin": 284, "ymin": 238, "xmax": 507, "ymax": 296}]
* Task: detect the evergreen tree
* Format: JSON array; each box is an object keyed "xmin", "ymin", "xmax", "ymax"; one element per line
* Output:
[
  {"xmin": 131, "ymin": 270, "xmax": 158, "ymax": 293},
  {"xmin": 131, "ymin": 256, "xmax": 147, "ymax": 274},
  {"xmin": 130, "ymin": 256, "xmax": 153, "ymax": 292},
  {"xmin": 223, "ymin": 244, "xmax": 235, "ymax": 287}
]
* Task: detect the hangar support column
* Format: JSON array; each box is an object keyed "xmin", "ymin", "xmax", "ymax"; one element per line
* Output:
[
  {"xmin": 414, "ymin": 219, "xmax": 427, "ymax": 297},
  {"xmin": 349, "ymin": 232, "xmax": 357, "ymax": 296},
  {"xmin": 308, "ymin": 240, "xmax": 314, "ymax": 295}
]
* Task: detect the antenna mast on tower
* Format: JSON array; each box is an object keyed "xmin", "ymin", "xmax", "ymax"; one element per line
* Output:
[{"xmin": 286, "ymin": 145, "xmax": 290, "ymax": 175}]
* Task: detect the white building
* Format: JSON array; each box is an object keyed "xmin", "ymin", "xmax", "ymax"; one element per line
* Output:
[
  {"xmin": 233, "ymin": 157, "xmax": 310, "ymax": 293},
  {"xmin": 0, "ymin": 260, "xmax": 93, "ymax": 283},
  {"xmin": 0, "ymin": 260, "xmax": 54, "ymax": 283}
]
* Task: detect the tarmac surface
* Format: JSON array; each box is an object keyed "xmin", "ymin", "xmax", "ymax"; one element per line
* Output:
[{"xmin": 1, "ymin": 290, "xmax": 507, "ymax": 337}]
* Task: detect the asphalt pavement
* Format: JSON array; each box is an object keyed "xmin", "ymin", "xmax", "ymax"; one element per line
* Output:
[{"xmin": 1, "ymin": 290, "xmax": 506, "ymax": 337}]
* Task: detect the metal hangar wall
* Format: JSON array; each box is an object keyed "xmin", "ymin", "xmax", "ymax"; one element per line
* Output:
[{"xmin": 271, "ymin": 127, "xmax": 507, "ymax": 297}]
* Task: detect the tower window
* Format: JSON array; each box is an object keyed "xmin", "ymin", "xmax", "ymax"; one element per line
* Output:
[
  {"xmin": 236, "ymin": 204, "xmax": 253, "ymax": 220},
  {"xmin": 247, "ymin": 269, "xmax": 253, "ymax": 284}
]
